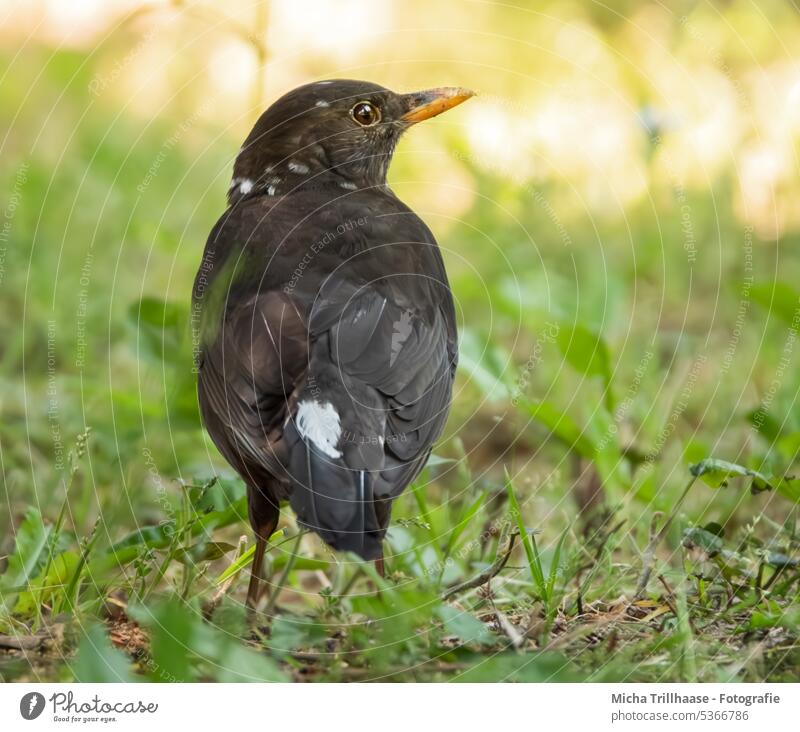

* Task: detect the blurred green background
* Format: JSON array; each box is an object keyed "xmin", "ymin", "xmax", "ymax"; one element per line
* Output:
[
  {"xmin": 1, "ymin": 0, "xmax": 800, "ymax": 680},
  {"xmin": 3, "ymin": 0, "xmax": 798, "ymax": 527}
]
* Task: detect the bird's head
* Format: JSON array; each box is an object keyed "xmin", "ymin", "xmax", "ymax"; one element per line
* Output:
[{"xmin": 229, "ymin": 79, "xmax": 474, "ymax": 204}]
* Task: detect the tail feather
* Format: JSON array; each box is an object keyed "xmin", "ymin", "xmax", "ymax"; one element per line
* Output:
[
  {"xmin": 357, "ymin": 470, "xmax": 366, "ymax": 555},
  {"xmin": 285, "ymin": 424, "xmax": 383, "ymax": 560}
]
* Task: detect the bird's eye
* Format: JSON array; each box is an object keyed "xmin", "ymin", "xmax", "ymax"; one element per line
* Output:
[{"xmin": 350, "ymin": 101, "xmax": 381, "ymax": 127}]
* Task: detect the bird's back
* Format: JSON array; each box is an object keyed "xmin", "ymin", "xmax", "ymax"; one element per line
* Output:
[{"xmin": 194, "ymin": 184, "xmax": 457, "ymax": 557}]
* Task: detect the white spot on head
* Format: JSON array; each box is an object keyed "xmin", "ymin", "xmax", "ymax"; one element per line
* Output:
[
  {"xmin": 296, "ymin": 400, "xmax": 342, "ymax": 458},
  {"xmin": 238, "ymin": 179, "xmax": 253, "ymax": 195},
  {"xmin": 315, "ymin": 100, "xmax": 330, "ymax": 108},
  {"xmin": 339, "ymin": 181, "xmax": 357, "ymax": 191},
  {"xmin": 288, "ymin": 160, "xmax": 310, "ymax": 174}
]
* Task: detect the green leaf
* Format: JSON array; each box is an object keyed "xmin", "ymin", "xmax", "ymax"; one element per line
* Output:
[
  {"xmin": 750, "ymin": 281, "xmax": 800, "ymax": 325},
  {"xmin": 0, "ymin": 507, "xmax": 51, "ymax": 591},
  {"xmin": 132, "ymin": 596, "xmax": 288, "ymax": 682},
  {"xmin": 96, "ymin": 495, "xmax": 250, "ymax": 578},
  {"xmin": 175, "ymin": 541, "xmax": 237, "ymax": 564},
  {"xmin": 765, "ymin": 552, "xmax": 799, "ymax": 569},
  {"xmin": 749, "ymin": 611, "xmax": 779, "ymax": 630},
  {"xmin": 556, "ymin": 322, "xmax": 612, "ymax": 389},
  {"xmin": 145, "ymin": 596, "xmax": 196, "ymax": 682},
  {"xmin": 689, "ymin": 458, "xmax": 774, "ymax": 493},
  {"xmin": 350, "ymin": 583, "xmax": 438, "ymax": 661},
  {"xmin": 774, "ymin": 475, "xmax": 800, "ymax": 502},
  {"xmin": 209, "ymin": 597, "xmax": 247, "ymax": 637},
  {"xmin": 748, "ymin": 607, "xmax": 800, "ymax": 631},
  {"xmin": 458, "ymin": 328, "xmax": 511, "ymax": 402},
  {"xmin": 438, "ymin": 605, "xmax": 493, "ymax": 645},
  {"xmin": 268, "ymin": 616, "xmax": 328, "ymax": 654},
  {"xmin": 690, "ymin": 457, "xmax": 800, "ymax": 503},
  {"xmin": 71, "ymin": 623, "xmax": 135, "ymax": 682},
  {"xmin": 516, "ymin": 399, "xmax": 595, "ymax": 457},
  {"xmin": 191, "ymin": 476, "xmax": 246, "ymax": 514},
  {"xmin": 197, "ymin": 495, "xmax": 249, "ymax": 533},
  {"xmin": 702, "ymin": 521, "xmax": 725, "ymax": 537},
  {"xmin": 213, "ymin": 639, "xmax": 288, "ymax": 682},
  {"xmin": 682, "ymin": 526, "xmax": 724, "ymax": 556},
  {"xmin": 272, "ymin": 555, "xmax": 330, "ymax": 572},
  {"xmin": 108, "ymin": 524, "xmax": 177, "ymax": 554},
  {"xmin": 128, "ymin": 296, "xmax": 189, "ymax": 366},
  {"xmin": 13, "ymin": 551, "xmax": 80, "ymax": 615}
]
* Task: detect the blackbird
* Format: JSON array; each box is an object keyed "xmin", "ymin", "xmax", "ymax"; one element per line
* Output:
[{"xmin": 192, "ymin": 79, "xmax": 473, "ymax": 607}]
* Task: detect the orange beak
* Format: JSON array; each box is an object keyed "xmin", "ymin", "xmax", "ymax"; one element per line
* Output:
[{"xmin": 400, "ymin": 87, "xmax": 475, "ymax": 124}]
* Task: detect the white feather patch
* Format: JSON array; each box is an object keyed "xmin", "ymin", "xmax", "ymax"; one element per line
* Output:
[
  {"xmin": 296, "ymin": 400, "xmax": 342, "ymax": 458},
  {"xmin": 238, "ymin": 179, "xmax": 253, "ymax": 194}
]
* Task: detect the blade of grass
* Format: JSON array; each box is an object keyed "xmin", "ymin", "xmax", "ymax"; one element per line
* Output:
[
  {"xmin": 59, "ymin": 518, "xmax": 101, "ymax": 613},
  {"xmin": 443, "ymin": 492, "xmax": 486, "ymax": 562},
  {"xmin": 263, "ymin": 531, "xmax": 305, "ymax": 617},
  {"xmin": 214, "ymin": 529, "xmax": 285, "ymax": 585},
  {"xmin": 411, "ymin": 481, "xmax": 442, "ymax": 559},
  {"xmin": 546, "ymin": 524, "xmax": 570, "ymax": 602},
  {"xmin": 505, "ymin": 469, "xmax": 545, "ymax": 595}
]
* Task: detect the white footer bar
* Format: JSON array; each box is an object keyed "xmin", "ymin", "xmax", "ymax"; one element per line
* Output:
[{"xmin": 1, "ymin": 683, "xmax": 796, "ymax": 731}]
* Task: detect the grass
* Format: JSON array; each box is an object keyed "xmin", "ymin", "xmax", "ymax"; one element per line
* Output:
[
  {"xmin": 1, "ymin": 36, "xmax": 800, "ymax": 683},
  {"xmin": 1, "ymin": 423, "xmax": 798, "ymax": 682}
]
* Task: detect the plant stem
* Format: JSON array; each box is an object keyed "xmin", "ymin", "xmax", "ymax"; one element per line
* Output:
[
  {"xmin": 263, "ymin": 530, "xmax": 304, "ymax": 617},
  {"xmin": 635, "ymin": 476, "xmax": 696, "ymax": 598}
]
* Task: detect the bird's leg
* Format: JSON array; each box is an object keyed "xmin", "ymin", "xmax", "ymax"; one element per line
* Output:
[
  {"xmin": 246, "ymin": 507, "xmax": 279, "ymax": 612},
  {"xmin": 246, "ymin": 535, "xmax": 268, "ymax": 611},
  {"xmin": 370, "ymin": 550, "xmax": 386, "ymax": 598}
]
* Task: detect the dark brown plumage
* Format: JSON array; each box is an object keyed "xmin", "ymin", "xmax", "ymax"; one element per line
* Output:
[{"xmin": 192, "ymin": 79, "xmax": 473, "ymax": 607}]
